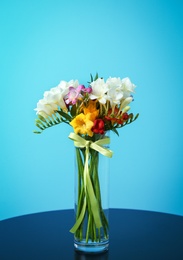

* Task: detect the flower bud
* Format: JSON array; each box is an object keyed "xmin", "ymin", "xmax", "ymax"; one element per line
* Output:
[
  {"xmin": 123, "ymin": 106, "xmax": 130, "ymax": 113},
  {"xmin": 120, "ymin": 97, "xmax": 133, "ymax": 110}
]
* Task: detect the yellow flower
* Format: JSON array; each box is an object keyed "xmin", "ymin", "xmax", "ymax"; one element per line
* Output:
[
  {"xmin": 70, "ymin": 113, "xmax": 94, "ymax": 137},
  {"xmin": 83, "ymin": 100, "xmax": 99, "ymax": 121}
]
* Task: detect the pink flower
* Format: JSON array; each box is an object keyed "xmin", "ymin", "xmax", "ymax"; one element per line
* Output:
[
  {"xmin": 83, "ymin": 87, "xmax": 92, "ymax": 93},
  {"xmin": 65, "ymin": 85, "xmax": 85, "ymax": 105}
]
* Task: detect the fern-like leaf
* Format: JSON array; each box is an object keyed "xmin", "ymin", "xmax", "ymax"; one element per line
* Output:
[
  {"xmin": 33, "ymin": 130, "xmax": 42, "ymax": 134},
  {"xmin": 111, "ymin": 128, "xmax": 119, "ymax": 136},
  {"xmin": 33, "ymin": 112, "xmax": 63, "ymax": 134},
  {"xmin": 116, "ymin": 113, "xmax": 139, "ymax": 130},
  {"xmin": 57, "ymin": 110, "xmax": 72, "ymax": 122},
  {"xmin": 134, "ymin": 113, "xmax": 139, "ymax": 121}
]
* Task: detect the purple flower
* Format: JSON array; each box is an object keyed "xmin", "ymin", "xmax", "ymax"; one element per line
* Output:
[
  {"xmin": 82, "ymin": 86, "xmax": 92, "ymax": 93},
  {"xmin": 65, "ymin": 85, "xmax": 85, "ymax": 105}
]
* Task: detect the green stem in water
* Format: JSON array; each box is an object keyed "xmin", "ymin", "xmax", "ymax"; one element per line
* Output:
[{"xmin": 73, "ymin": 137, "xmax": 109, "ymax": 242}]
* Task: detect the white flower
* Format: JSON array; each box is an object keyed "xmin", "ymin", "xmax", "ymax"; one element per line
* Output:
[
  {"xmin": 34, "ymin": 99, "xmax": 57, "ymax": 117},
  {"xmin": 89, "ymin": 78, "xmax": 108, "ymax": 104},
  {"xmin": 57, "ymin": 80, "xmax": 79, "ymax": 95},
  {"xmin": 44, "ymin": 88, "xmax": 67, "ymax": 113},
  {"xmin": 121, "ymin": 77, "xmax": 136, "ymax": 98},
  {"xmin": 34, "ymin": 80, "xmax": 79, "ymax": 118},
  {"xmin": 106, "ymin": 77, "xmax": 124, "ymax": 106},
  {"xmin": 106, "ymin": 86, "xmax": 123, "ymax": 106},
  {"xmin": 106, "ymin": 76, "xmax": 136, "ymax": 105},
  {"xmin": 106, "ymin": 77, "xmax": 122, "ymax": 88}
]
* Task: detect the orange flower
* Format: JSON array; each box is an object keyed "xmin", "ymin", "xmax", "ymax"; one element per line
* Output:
[{"xmin": 83, "ymin": 100, "xmax": 99, "ymax": 121}]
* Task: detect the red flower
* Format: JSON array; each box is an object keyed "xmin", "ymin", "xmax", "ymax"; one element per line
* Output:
[
  {"xmin": 92, "ymin": 119, "xmax": 105, "ymax": 134},
  {"xmin": 105, "ymin": 108, "xmax": 129, "ymax": 125},
  {"xmin": 122, "ymin": 112, "xmax": 129, "ymax": 121}
]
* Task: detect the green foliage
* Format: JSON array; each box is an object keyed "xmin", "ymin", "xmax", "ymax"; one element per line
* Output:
[
  {"xmin": 111, "ymin": 128, "xmax": 119, "ymax": 136},
  {"xmin": 70, "ymin": 105, "xmax": 76, "ymax": 117},
  {"xmin": 33, "ymin": 112, "xmax": 63, "ymax": 134},
  {"xmin": 104, "ymin": 113, "xmax": 139, "ymax": 136},
  {"xmin": 57, "ymin": 110, "xmax": 72, "ymax": 122},
  {"xmin": 89, "ymin": 72, "xmax": 99, "ymax": 84},
  {"xmin": 117, "ymin": 113, "xmax": 139, "ymax": 129}
]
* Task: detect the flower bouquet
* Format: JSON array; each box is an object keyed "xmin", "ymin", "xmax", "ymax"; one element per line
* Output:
[{"xmin": 34, "ymin": 73, "xmax": 138, "ymax": 252}]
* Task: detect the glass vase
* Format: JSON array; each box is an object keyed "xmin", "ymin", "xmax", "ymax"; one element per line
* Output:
[{"xmin": 72, "ymin": 133, "xmax": 110, "ymax": 253}]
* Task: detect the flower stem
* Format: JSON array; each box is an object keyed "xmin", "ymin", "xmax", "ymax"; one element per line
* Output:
[{"xmin": 73, "ymin": 137, "xmax": 109, "ymax": 243}]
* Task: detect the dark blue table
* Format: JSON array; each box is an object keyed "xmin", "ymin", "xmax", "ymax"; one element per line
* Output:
[{"xmin": 0, "ymin": 209, "xmax": 183, "ymax": 259}]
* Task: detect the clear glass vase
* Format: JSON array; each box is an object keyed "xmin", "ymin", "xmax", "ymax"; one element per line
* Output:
[{"xmin": 72, "ymin": 133, "xmax": 110, "ymax": 253}]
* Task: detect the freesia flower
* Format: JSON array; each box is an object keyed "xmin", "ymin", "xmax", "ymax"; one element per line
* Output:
[
  {"xmin": 70, "ymin": 113, "xmax": 94, "ymax": 137},
  {"xmin": 106, "ymin": 77, "xmax": 122, "ymax": 88},
  {"xmin": 92, "ymin": 119, "xmax": 105, "ymax": 134},
  {"xmin": 105, "ymin": 107, "xmax": 129, "ymax": 125},
  {"xmin": 65, "ymin": 85, "xmax": 85, "ymax": 105},
  {"xmin": 119, "ymin": 96, "xmax": 133, "ymax": 111},
  {"xmin": 106, "ymin": 86, "xmax": 123, "ymax": 106},
  {"xmin": 105, "ymin": 108, "xmax": 122, "ymax": 124},
  {"xmin": 34, "ymin": 73, "xmax": 138, "ymax": 136},
  {"xmin": 34, "ymin": 80, "xmax": 80, "ymax": 118},
  {"xmin": 83, "ymin": 100, "xmax": 99, "ymax": 121},
  {"xmin": 106, "ymin": 77, "xmax": 135, "ymax": 101},
  {"xmin": 44, "ymin": 86, "xmax": 68, "ymax": 111},
  {"xmin": 121, "ymin": 77, "xmax": 136, "ymax": 98},
  {"xmin": 82, "ymin": 87, "xmax": 92, "ymax": 93},
  {"xmin": 57, "ymin": 79, "xmax": 80, "ymax": 106},
  {"xmin": 89, "ymin": 78, "xmax": 108, "ymax": 104},
  {"xmin": 34, "ymin": 98, "xmax": 58, "ymax": 117},
  {"xmin": 57, "ymin": 80, "xmax": 79, "ymax": 94},
  {"xmin": 122, "ymin": 112, "xmax": 129, "ymax": 121}
]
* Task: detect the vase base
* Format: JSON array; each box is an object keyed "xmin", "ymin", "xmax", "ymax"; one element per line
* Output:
[{"xmin": 74, "ymin": 239, "xmax": 109, "ymax": 254}]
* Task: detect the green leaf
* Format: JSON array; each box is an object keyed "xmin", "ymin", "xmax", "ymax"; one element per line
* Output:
[
  {"xmin": 126, "ymin": 113, "xmax": 133, "ymax": 123},
  {"xmin": 36, "ymin": 119, "xmax": 48, "ymax": 128},
  {"xmin": 33, "ymin": 130, "xmax": 42, "ymax": 134},
  {"xmin": 111, "ymin": 128, "xmax": 119, "ymax": 136},
  {"xmin": 90, "ymin": 73, "xmax": 93, "ymax": 83},
  {"xmin": 33, "ymin": 111, "xmax": 63, "ymax": 133},
  {"xmin": 51, "ymin": 114, "xmax": 60, "ymax": 124},
  {"xmin": 55, "ymin": 113, "xmax": 62, "ymax": 122},
  {"xmin": 94, "ymin": 72, "xmax": 99, "ymax": 81},
  {"xmin": 70, "ymin": 105, "xmax": 76, "ymax": 117},
  {"xmin": 47, "ymin": 117, "xmax": 54, "ymax": 125},
  {"xmin": 57, "ymin": 110, "xmax": 72, "ymax": 122},
  {"xmin": 134, "ymin": 113, "xmax": 139, "ymax": 121},
  {"xmin": 38, "ymin": 114, "xmax": 47, "ymax": 123},
  {"xmin": 35, "ymin": 122, "xmax": 45, "ymax": 130}
]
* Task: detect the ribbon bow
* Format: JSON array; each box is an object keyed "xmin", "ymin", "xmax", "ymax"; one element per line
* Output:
[
  {"xmin": 69, "ymin": 132, "xmax": 113, "ymax": 158},
  {"xmin": 69, "ymin": 132, "xmax": 113, "ymax": 233}
]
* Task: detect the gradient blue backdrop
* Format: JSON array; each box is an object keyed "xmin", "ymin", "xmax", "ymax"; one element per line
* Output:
[{"xmin": 1, "ymin": 0, "xmax": 183, "ymax": 220}]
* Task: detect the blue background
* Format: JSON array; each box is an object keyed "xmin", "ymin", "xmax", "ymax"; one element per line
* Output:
[{"xmin": 1, "ymin": 0, "xmax": 183, "ymax": 220}]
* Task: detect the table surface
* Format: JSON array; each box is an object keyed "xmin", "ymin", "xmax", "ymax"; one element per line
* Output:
[{"xmin": 0, "ymin": 209, "xmax": 183, "ymax": 260}]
